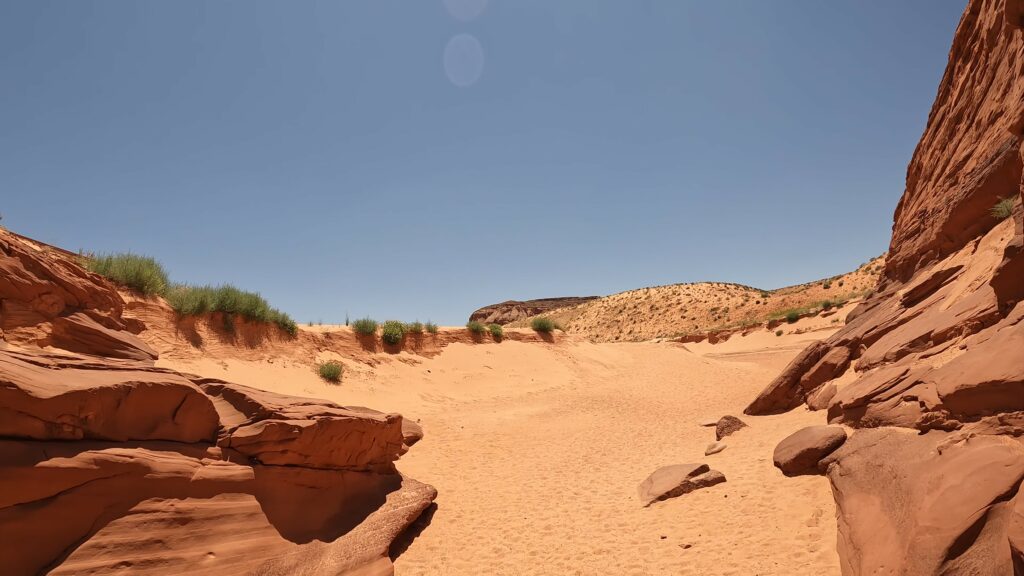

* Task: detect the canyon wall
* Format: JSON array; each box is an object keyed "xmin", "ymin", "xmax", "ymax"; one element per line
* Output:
[{"xmin": 746, "ymin": 1, "xmax": 1024, "ymax": 573}]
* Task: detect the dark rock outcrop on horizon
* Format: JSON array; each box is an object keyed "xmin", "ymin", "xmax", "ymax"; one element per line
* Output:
[
  {"xmin": 747, "ymin": 1, "xmax": 1024, "ymax": 573},
  {"xmin": 469, "ymin": 296, "xmax": 600, "ymax": 325}
]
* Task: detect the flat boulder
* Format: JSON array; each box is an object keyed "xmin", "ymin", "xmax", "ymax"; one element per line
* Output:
[
  {"xmin": 773, "ymin": 425, "xmax": 847, "ymax": 476},
  {"xmin": 199, "ymin": 380, "xmax": 406, "ymax": 473},
  {"xmin": 715, "ymin": 415, "xmax": 748, "ymax": 440},
  {"xmin": 638, "ymin": 463, "xmax": 726, "ymax": 507}
]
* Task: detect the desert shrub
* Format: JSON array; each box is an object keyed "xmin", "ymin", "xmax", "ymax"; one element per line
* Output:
[
  {"xmin": 165, "ymin": 284, "xmax": 296, "ymax": 335},
  {"xmin": 381, "ymin": 320, "xmax": 405, "ymax": 345},
  {"xmin": 488, "ymin": 323, "xmax": 503, "ymax": 340},
  {"xmin": 991, "ymin": 196, "xmax": 1016, "ymax": 220},
  {"xmin": 531, "ymin": 317, "xmax": 556, "ymax": 333},
  {"xmin": 821, "ymin": 300, "xmax": 833, "ymax": 311},
  {"xmin": 406, "ymin": 321, "xmax": 424, "ymax": 334},
  {"xmin": 425, "ymin": 321, "xmax": 439, "ymax": 334},
  {"xmin": 317, "ymin": 361, "xmax": 343, "ymax": 383},
  {"xmin": 466, "ymin": 320, "xmax": 486, "ymax": 334},
  {"xmin": 86, "ymin": 253, "xmax": 169, "ymax": 296},
  {"xmin": 165, "ymin": 284, "xmax": 214, "ymax": 315},
  {"xmin": 786, "ymin": 311, "xmax": 800, "ymax": 323},
  {"xmin": 775, "ymin": 329, "xmax": 784, "ymax": 336},
  {"xmin": 823, "ymin": 281, "xmax": 832, "ymax": 289},
  {"xmin": 352, "ymin": 317, "xmax": 378, "ymax": 335},
  {"xmin": 269, "ymin": 309, "xmax": 298, "ymax": 336}
]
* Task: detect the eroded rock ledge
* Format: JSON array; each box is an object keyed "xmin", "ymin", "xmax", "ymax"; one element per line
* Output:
[{"xmin": 0, "ymin": 229, "xmax": 435, "ymax": 575}]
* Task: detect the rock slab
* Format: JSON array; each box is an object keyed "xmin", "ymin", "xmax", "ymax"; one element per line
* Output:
[
  {"xmin": 773, "ymin": 425, "xmax": 847, "ymax": 476},
  {"xmin": 638, "ymin": 463, "xmax": 726, "ymax": 507}
]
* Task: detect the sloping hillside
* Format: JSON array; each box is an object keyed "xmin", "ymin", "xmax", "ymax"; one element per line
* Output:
[{"xmin": 509, "ymin": 255, "xmax": 885, "ymax": 342}]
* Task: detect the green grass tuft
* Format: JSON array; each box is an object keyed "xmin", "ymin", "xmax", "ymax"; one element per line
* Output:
[
  {"xmin": 86, "ymin": 253, "xmax": 169, "ymax": 296},
  {"xmin": 381, "ymin": 320, "xmax": 405, "ymax": 345},
  {"xmin": 352, "ymin": 317, "xmax": 378, "ymax": 335},
  {"xmin": 466, "ymin": 320, "xmax": 486, "ymax": 334},
  {"xmin": 991, "ymin": 196, "xmax": 1016, "ymax": 220},
  {"xmin": 165, "ymin": 284, "xmax": 296, "ymax": 336},
  {"xmin": 406, "ymin": 321, "xmax": 424, "ymax": 334},
  {"xmin": 775, "ymin": 329, "xmax": 784, "ymax": 336},
  {"xmin": 488, "ymin": 323, "xmax": 503, "ymax": 340},
  {"xmin": 317, "ymin": 361, "xmax": 343, "ymax": 383},
  {"xmin": 531, "ymin": 317, "xmax": 556, "ymax": 333},
  {"xmin": 785, "ymin": 311, "xmax": 800, "ymax": 324},
  {"xmin": 425, "ymin": 321, "xmax": 439, "ymax": 334}
]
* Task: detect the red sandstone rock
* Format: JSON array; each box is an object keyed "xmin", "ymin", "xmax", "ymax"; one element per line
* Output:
[
  {"xmin": 822, "ymin": 428, "xmax": 1024, "ymax": 575},
  {"xmin": 0, "ymin": 347, "xmax": 218, "ymax": 442},
  {"xmin": 0, "ymin": 230, "xmax": 155, "ymax": 360},
  {"xmin": 199, "ymin": 379, "xmax": 406, "ymax": 473},
  {"xmin": 772, "ymin": 425, "xmax": 846, "ymax": 477}
]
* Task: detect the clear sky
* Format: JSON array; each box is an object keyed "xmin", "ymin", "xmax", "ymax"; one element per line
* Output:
[{"xmin": 1, "ymin": 1, "xmax": 966, "ymax": 325}]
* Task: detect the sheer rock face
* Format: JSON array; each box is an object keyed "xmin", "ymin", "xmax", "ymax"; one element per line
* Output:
[
  {"xmin": 746, "ymin": 0, "xmax": 1024, "ymax": 427},
  {"xmin": 747, "ymin": 2, "xmax": 1024, "ymax": 573},
  {"xmin": 468, "ymin": 296, "xmax": 599, "ymax": 325},
  {"xmin": 0, "ymin": 230, "xmax": 434, "ymax": 574}
]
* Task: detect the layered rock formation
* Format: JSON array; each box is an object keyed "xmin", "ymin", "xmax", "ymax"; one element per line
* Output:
[
  {"xmin": 747, "ymin": 1, "xmax": 1024, "ymax": 573},
  {"xmin": 468, "ymin": 296, "xmax": 598, "ymax": 325},
  {"xmin": 0, "ymin": 229, "xmax": 435, "ymax": 575}
]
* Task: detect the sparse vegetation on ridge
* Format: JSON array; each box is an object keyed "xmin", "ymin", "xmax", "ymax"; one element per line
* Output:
[
  {"xmin": 425, "ymin": 321, "xmax": 439, "ymax": 334},
  {"xmin": 531, "ymin": 317, "xmax": 556, "ymax": 333},
  {"xmin": 87, "ymin": 253, "xmax": 296, "ymax": 335},
  {"xmin": 406, "ymin": 321, "xmax": 424, "ymax": 334},
  {"xmin": 488, "ymin": 323, "xmax": 503, "ymax": 340},
  {"xmin": 164, "ymin": 284, "xmax": 298, "ymax": 336},
  {"xmin": 466, "ymin": 320, "xmax": 486, "ymax": 334},
  {"xmin": 381, "ymin": 320, "xmax": 405, "ymax": 345},
  {"xmin": 352, "ymin": 317, "xmax": 378, "ymax": 335},
  {"xmin": 317, "ymin": 360, "xmax": 343, "ymax": 383},
  {"xmin": 86, "ymin": 253, "xmax": 169, "ymax": 296}
]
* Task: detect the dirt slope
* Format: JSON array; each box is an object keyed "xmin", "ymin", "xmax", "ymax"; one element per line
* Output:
[{"xmin": 508, "ymin": 256, "xmax": 884, "ymax": 342}]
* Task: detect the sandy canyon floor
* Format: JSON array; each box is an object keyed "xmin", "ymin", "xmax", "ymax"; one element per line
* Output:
[{"xmin": 157, "ymin": 315, "xmax": 844, "ymax": 576}]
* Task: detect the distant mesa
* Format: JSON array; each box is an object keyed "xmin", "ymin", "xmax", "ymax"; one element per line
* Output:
[{"xmin": 469, "ymin": 296, "xmax": 600, "ymax": 325}]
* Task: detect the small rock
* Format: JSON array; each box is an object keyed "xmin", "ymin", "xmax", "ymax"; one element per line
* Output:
[
  {"xmin": 705, "ymin": 441, "xmax": 727, "ymax": 455},
  {"xmin": 638, "ymin": 463, "xmax": 727, "ymax": 507},
  {"xmin": 715, "ymin": 415, "xmax": 748, "ymax": 440}
]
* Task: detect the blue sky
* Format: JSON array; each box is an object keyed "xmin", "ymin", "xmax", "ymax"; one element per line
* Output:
[{"xmin": 1, "ymin": 1, "xmax": 965, "ymax": 324}]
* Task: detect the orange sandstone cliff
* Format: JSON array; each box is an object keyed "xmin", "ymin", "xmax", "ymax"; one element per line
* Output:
[
  {"xmin": 0, "ymin": 230, "xmax": 436, "ymax": 575},
  {"xmin": 747, "ymin": 1, "xmax": 1024, "ymax": 573}
]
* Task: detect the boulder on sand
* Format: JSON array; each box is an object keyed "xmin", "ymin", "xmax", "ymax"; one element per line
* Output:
[
  {"xmin": 638, "ymin": 463, "xmax": 726, "ymax": 507},
  {"xmin": 715, "ymin": 415, "xmax": 747, "ymax": 440},
  {"xmin": 773, "ymin": 425, "xmax": 847, "ymax": 476}
]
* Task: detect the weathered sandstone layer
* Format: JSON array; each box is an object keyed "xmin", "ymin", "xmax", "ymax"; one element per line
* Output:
[
  {"xmin": 746, "ymin": 1, "xmax": 1024, "ymax": 573},
  {"xmin": 0, "ymin": 230, "xmax": 435, "ymax": 575}
]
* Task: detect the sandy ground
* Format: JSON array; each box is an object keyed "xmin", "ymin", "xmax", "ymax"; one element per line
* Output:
[{"xmin": 159, "ymin": 325, "xmax": 840, "ymax": 576}]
